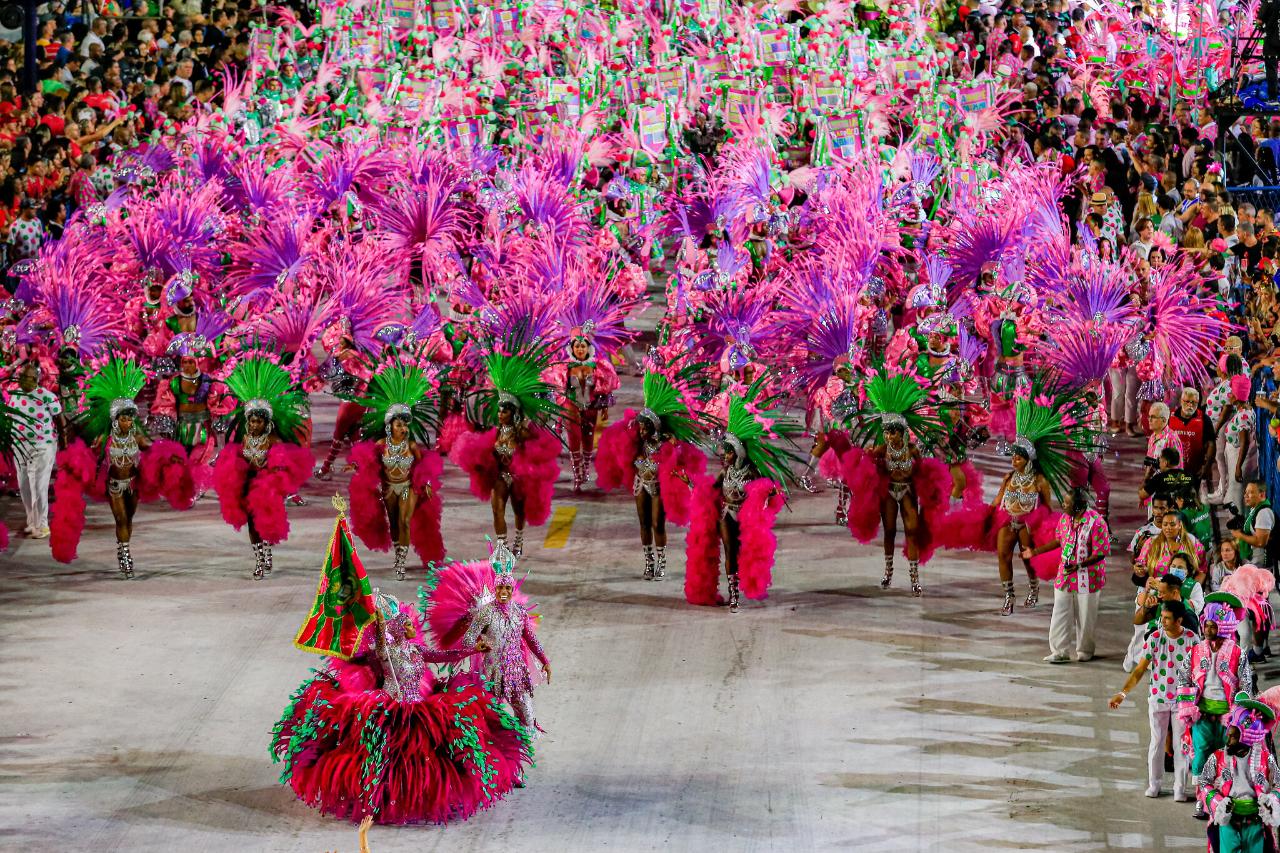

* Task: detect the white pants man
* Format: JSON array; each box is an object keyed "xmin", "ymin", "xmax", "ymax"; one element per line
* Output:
[
  {"xmin": 1108, "ymin": 366, "xmax": 1139, "ymax": 426},
  {"xmin": 1147, "ymin": 702, "xmax": 1191, "ymax": 799},
  {"xmin": 1048, "ymin": 587, "xmax": 1101, "ymax": 660},
  {"xmin": 16, "ymin": 442, "xmax": 55, "ymax": 534}
]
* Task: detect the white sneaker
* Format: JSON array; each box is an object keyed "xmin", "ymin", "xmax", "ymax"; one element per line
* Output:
[
  {"xmin": 31, "ymin": 527, "xmax": 50, "ymax": 539},
  {"xmin": 1043, "ymin": 653, "xmax": 1071, "ymax": 663},
  {"xmin": 1075, "ymin": 652, "xmax": 1094, "ymax": 662},
  {"xmin": 1145, "ymin": 786, "xmax": 1161, "ymax": 798},
  {"xmin": 1174, "ymin": 791, "xmax": 1192, "ymax": 802}
]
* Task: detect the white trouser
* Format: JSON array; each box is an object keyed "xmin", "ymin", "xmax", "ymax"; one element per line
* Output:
[
  {"xmin": 16, "ymin": 442, "xmax": 55, "ymax": 530},
  {"xmin": 1222, "ymin": 443, "xmax": 1244, "ymax": 512},
  {"xmin": 1124, "ymin": 624, "xmax": 1149, "ymax": 672},
  {"xmin": 1048, "ymin": 587, "xmax": 1101, "ymax": 657},
  {"xmin": 1148, "ymin": 703, "xmax": 1190, "ymax": 796},
  {"xmin": 1108, "ymin": 367, "xmax": 1139, "ymax": 424}
]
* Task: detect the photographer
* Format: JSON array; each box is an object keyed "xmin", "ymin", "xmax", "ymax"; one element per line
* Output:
[{"xmin": 1231, "ymin": 480, "xmax": 1275, "ymax": 569}]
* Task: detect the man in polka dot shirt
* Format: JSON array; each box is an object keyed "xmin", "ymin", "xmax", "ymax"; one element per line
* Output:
[
  {"xmin": 1110, "ymin": 600, "xmax": 1201, "ymax": 800},
  {"xmin": 4, "ymin": 362, "xmax": 61, "ymax": 538}
]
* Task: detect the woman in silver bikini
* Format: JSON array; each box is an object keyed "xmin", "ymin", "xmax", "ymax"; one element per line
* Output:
[
  {"xmin": 991, "ymin": 439, "xmax": 1053, "ymax": 615},
  {"xmin": 376, "ymin": 405, "xmax": 427, "ymax": 580},
  {"xmin": 492, "ymin": 397, "xmax": 532, "ymax": 558},
  {"xmin": 95, "ymin": 398, "xmax": 151, "ymax": 579},
  {"xmin": 870, "ymin": 416, "xmax": 925, "ymax": 596}
]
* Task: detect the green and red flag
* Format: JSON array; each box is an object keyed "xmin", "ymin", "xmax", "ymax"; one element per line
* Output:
[{"xmin": 293, "ymin": 498, "xmax": 378, "ymax": 660}]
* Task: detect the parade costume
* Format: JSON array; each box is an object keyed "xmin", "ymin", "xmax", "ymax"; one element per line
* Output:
[
  {"xmin": 988, "ymin": 374, "xmax": 1099, "ymax": 616},
  {"xmin": 450, "ymin": 340, "xmax": 562, "ymax": 558},
  {"xmin": 838, "ymin": 367, "xmax": 954, "ymax": 595},
  {"xmin": 347, "ymin": 364, "xmax": 445, "ymax": 580},
  {"xmin": 1199, "ymin": 692, "xmax": 1280, "ymax": 853},
  {"xmin": 778, "ymin": 271, "xmax": 861, "ymax": 522},
  {"xmin": 1178, "ymin": 593, "xmax": 1254, "ymax": 784},
  {"xmin": 1223, "ymin": 567, "xmax": 1278, "ymax": 664},
  {"xmin": 547, "ymin": 285, "xmax": 630, "ymax": 491},
  {"xmin": 150, "ymin": 315, "xmax": 233, "ymax": 499},
  {"xmin": 686, "ymin": 378, "xmax": 798, "ymax": 612},
  {"xmin": 212, "ymin": 357, "xmax": 312, "ymax": 579},
  {"xmin": 272, "ymin": 511, "xmax": 531, "ymax": 824},
  {"xmin": 596, "ymin": 359, "xmax": 708, "ymax": 580},
  {"xmin": 49, "ymin": 357, "xmax": 192, "ymax": 577},
  {"xmin": 424, "ymin": 539, "xmax": 551, "ymax": 735},
  {"xmin": 0, "ymin": 395, "xmax": 33, "ymax": 550}
]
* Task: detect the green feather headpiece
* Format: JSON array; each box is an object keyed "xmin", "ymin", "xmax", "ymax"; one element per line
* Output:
[
  {"xmin": 357, "ymin": 364, "xmax": 440, "ymax": 445},
  {"xmin": 845, "ymin": 364, "xmax": 951, "ymax": 454},
  {"xmin": 1008, "ymin": 371, "xmax": 1100, "ymax": 501},
  {"xmin": 82, "ymin": 357, "xmax": 146, "ymax": 441},
  {"xmin": 474, "ymin": 336, "xmax": 561, "ymax": 427},
  {"xmin": 223, "ymin": 357, "xmax": 307, "ymax": 442},
  {"xmin": 720, "ymin": 375, "xmax": 802, "ymax": 486},
  {"xmin": 639, "ymin": 370, "xmax": 705, "ymax": 444}
]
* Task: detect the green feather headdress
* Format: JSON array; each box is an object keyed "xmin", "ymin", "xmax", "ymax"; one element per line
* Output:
[
  {"xmin": 720, "ymin": 375, "xmax": 802, "ymax": 486},
  {"xmin": 473, "ymin": 336, "xmax": 561, "ymax": 427},
  {"xmin": 638, "ymin": 362, "xmax": 709, "ymax": 444},
  {"xmin": 1007, "ymin": 371, "xmax": 1101, "ymax": 501},
  {"xmin": 223, "ymin": 357, "xmax": 307, "ymax": 442},
  {"xmin": 844, "ymin": 364, "xmax": 951, "ymax": 454},
  {"xmin": 357, "ymin": 364, "xmax": 440, "ymax": 445},
  {"xmin": 81, "ymin": 357, "xmax": 146, "ymax": 441}
]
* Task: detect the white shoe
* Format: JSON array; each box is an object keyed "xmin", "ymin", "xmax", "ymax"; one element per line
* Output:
[
  {"xmin": 1075, "ymin": 652, "xmax": 1094, "ymax": 662},
  {"xmin": 1174, "ymin": 791, "xmax": 1192, "ymax": 802},
  {"xmin": 1043, "ymin": 653, "xmax": 1071, "ymax": 663},
  {"xmin": 22, "ymin": 524, "xmax": 33, "ymax": 534},
  {"xmin": 1145, "ymin": 786, "xmax": 1160, "ymax": 798},
  {"xmin": 31, "ymin": 527, "xmax": 49, "ymax": 539}
]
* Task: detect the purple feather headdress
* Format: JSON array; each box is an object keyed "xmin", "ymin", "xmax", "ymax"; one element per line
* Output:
[
  {"xmin": 1040, "ymin": 319, "xmax": 1130, "ymax": 385},
  {"xmin": 167, "ymin": 310, "xmax": 233, "ymax": 358}
]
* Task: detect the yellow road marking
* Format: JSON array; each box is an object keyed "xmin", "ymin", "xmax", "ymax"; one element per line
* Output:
[{"xmin": 543, "ymin": 506, "xmax": 577, "ymax": 549}]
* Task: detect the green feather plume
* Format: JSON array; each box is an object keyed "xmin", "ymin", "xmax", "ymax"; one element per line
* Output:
[
  {"xmin": 844, "ymin": 363, "xmax": 951, "ymax": 454},
  {"xmin": 641, "ymin": 371, "xmax": 705, "ymax": 444},
  {"xmin": 82, "ymin": 357, "xmax": 146, "ymax": 440},
  {"xmin": 474, "ymin": 337, "xmax": 561, "ymax": 427},
  {"xmin": 1013, "ymin": 372, "xmax": 1100, "ymax": 501},
  {"xmin": 224, "ymin": 357, "xmax": 308, "ymax": 442},
  {"xmin": 357, "ymin": 364, "xmax": 440, "ymax": 445},
  {"xmin": 722, "ymin": 375, "xmax": 802, "ymax": 486}
]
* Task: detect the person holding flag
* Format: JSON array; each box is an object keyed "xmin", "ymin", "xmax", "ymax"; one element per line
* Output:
[{"xmin": 272, "ymin": 498, "xmax": 533, "ymax": 824}]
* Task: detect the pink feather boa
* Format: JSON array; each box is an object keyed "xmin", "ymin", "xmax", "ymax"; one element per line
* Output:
[
  {"xmin": 511, "ymin": 427, "xmax": 560, "ymax": 527},
  {"xmin": 595, "ymin": 411, "xmax": 639, "ymax": 492},
  {"xmin": 213, "ymin": 444, "xmax": 250, "ymax": 530},
  {"xmin": 909, "ymin": 457, "xmax": 952, "ymax": 564},
  {"xmin": 817, "ymin": 430, "xmax": 852, "ymax": 481},
  {"xmin": 683, "ymin": 472, "xmax": 723, "ymax": 606},
  {"xmin": 738, "ymin": 478, "xmax": 785, "ymax": 600},
  {"xmin": 449, "ymin": 428, "xmax": 498, "ymax": 501},
  {"xmin": 839, "ymin": 447, "xmax": 884, "ymax": 543},
  {"xmin": 244, "ymin": 443, "xmax": 313, "ymax": 545},
  {"xmin": 409, "ymin": 450, "xmax": 445, "ymax": 565},
  {"xmin": 436, "ymin": 412, "xmax": 470, "ymax": 455},
  {"xmin": 657, "ymin": 440, "xmax": 706, "ymax": 527},
  {"xmin": 930, "ymin": 463, "xmax": 991, "ymax": 551},
  {"xmin": 50, "ymin": 440, "xmax": 100, "ymax": 563},
  {"xmin": 137, "ymin": 439, "xmax": 196, "ymax": 509},
  {"xmin": 989, "ymin": 396, "xmax": 1016, "ymax": 440},
  {"xmin": 981, "ymin": 505, "xmax": 1063, "ymax": 580},
  {"xmin": 347, "ymin": 441, "xmax": 392, "ymax": 552}
]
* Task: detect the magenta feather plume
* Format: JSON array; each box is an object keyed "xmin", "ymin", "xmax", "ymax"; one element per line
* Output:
[
  {"xmin": 1145, "ymin": 255, "xmax": 1227, "ymax": 386},
  {"xmin": 225, "ymin": 214, "xmax": 316, "ymax": 302}
]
